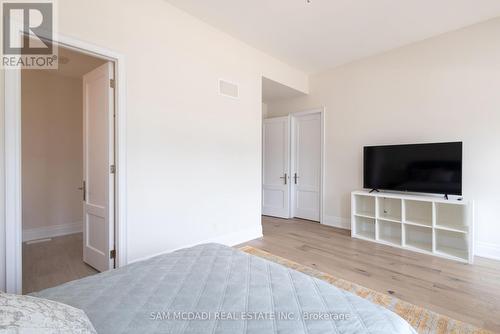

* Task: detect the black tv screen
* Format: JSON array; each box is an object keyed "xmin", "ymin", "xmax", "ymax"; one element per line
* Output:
[{"xmin": 364, "ymin": 142, "xmax": 462, "ymax": 195}]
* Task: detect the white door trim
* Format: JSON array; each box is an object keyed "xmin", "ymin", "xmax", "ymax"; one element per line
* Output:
[
  {"xmin": 290, "ymin": 108, "xmax": 325, "ymax": 223},
  {"xmin": 4, "ymin": 33, "xmax": 128, "ymax": 294}
]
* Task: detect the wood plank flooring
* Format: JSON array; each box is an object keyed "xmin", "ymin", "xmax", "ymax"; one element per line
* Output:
[
  {"xmin": 242, "ymin": 216, "xmax": 500, "ymax": 332},
  {"xmin": 22, "ymin": 233, "xmax": 98, "ymax": 294}
]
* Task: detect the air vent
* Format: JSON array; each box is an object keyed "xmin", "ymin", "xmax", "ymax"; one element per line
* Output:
[{"xmin": 219, "ymin": 79, "xmax": 239, "ymax": 99}]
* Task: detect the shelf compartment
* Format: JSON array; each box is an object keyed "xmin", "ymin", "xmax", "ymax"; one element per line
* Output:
[
  {"xmin": 353, "ymin": 216, "xmax": 376, "ymax": 240},
  {"xmin": 404, "ymin": 200, "xmax": 432, "ymax": 227},
  {"xmin": 378, "ymin": 220, "xmax": 402, "ymax": 246},
  {"xmin": 377, "ymin": 197, "xmax": 402, "ymax": 222},
  {"xmin": 435, "ymin": 203, "xmax": 468, "ymax": 233},
  {"xmin": 435, "ymin": 229, "xmax": 469, "ymax": 261},
  {"xmin": 404, "ymin": 224, "xmax": 432, "ymax": 252},
  {"xmin": 354, "ymin": 195, "xmax": 375, "ymax": 218}
]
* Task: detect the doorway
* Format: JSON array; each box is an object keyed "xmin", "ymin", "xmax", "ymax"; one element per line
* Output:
[
  {"xmin": 261, "ymin": 109, "xmax": 324, "ymax": 222},
  {"xmin": 20, "ymin": 46, "xmax": 114, "ymax": 293},
  {"xmin": 4, "ymin": 35, "xmax": 127, "ymax": 294}
]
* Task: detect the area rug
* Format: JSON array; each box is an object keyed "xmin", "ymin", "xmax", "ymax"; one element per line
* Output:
[{"xmin": 239, "ymin": 246, "xmax": 490, "ymax": 334}]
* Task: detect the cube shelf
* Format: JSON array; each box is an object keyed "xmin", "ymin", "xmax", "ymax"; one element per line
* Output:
[
  {"xmin": 354, "ymin": 194, "xmax": 375, "ymax": 218},
  {"xmin": 435, "ymin": 203, "xmax": 468, "ymax": 233},
  {"xmin": 378, "ymin": 220, "xmax": 402, "ymax": 246},
  {"xmin": 404, "ymin": 224, "xmax": 432, "ymax": 252},
  {"xmin": 435, "ymin": 229, "xmax": 469, "ymax": 261},
  {"xmin": 353, "ymin": 216, "xmax": 376, "ymax": 240},
  {"xmin": 377, "ymin": 197, "xmax": 402, "ymax": 222},
  {"xmin": 404, "ymin": 200, "xmax": 432, "ymax": 227},
  {"xmin": 351, "ymin": 191, "xmax": 473, "ymax": 264}
]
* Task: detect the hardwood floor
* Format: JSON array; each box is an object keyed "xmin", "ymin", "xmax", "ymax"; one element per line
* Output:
[
  {"xmin": 242, "ymin": 216, "xmax": 500, "ymax": 332},
  {"xmin": 22, "ymin": 233, "xmax": 98, "ymax": 294}
]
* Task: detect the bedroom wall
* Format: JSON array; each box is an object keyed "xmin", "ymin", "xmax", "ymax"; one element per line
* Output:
[
  {"xmin": 21, "ymin": 71, "xmax": 83, "ymax": 241},
  {"xmin": 54, "ymin": 1, "xmax": 307, "ymax": 262},
  {"xmin": 0, "ymin": 70, "xmax": 5, "ymax": 291},
  {"xmin": 266, "ymin": 18, "xmax": 500, "ymax": 260},
  {"xmin": 0, "ymin": 0, "xmax": 309, "ymax": 280}
]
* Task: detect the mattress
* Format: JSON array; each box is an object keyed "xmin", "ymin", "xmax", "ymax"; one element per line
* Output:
[{"xmin": 33, "ymin": 243, "xmax": 417, "ymax": 334}]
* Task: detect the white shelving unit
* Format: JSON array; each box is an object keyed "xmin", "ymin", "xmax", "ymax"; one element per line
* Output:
[{"xmin": 351, "ymin": 190, "xmax": 474, "ymax": 263}]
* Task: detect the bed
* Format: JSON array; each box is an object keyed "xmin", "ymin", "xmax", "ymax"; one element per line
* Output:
[{"xmin": 32, "ymin": 243, "xmax": 417, "ymax": 334}]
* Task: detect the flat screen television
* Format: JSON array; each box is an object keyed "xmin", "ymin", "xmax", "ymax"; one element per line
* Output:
[{"xmin": 363, "ymin": 142, "xmax": 462, "ymax": 195}]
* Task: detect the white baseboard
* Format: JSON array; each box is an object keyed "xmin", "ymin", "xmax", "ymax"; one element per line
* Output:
[
  {"xmin": 22, "ymin": 221, "xmax": 83, "ymax": 242},
  {"xmin": 129, "ymin": 225, "xmax": 263, "ymax": 265},
  {"xmin": 476, "ymin": 241, "xmax": 500, "ymax": 261},
  {"xmin": 322, "ymin": 215, "xmax": 351, "ymax": 230}
]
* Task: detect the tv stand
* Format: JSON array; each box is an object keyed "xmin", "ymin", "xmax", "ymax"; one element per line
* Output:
[
  {"xmin": 444, "ymin": 194, "xmax": 449, "ymax": 200},
  {"xmin": 369, "ymin": 189, "xmax": 380, "ymax": 193},
  {"xmin": 351, "ymin": 190, "xmax": 474, "ymax": 264}
]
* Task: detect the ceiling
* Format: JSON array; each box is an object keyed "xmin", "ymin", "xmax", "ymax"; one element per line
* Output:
[
  {"xmin": 166, "ymin": 0, "xmax": 500, "ymax": 73},
  {"xmin": 262, "ymin": 77, "xmax": 305, "ymax": 103},
  {"xmin": 51, "ymin": 46, "xmax": 106, "ymax": 78}
]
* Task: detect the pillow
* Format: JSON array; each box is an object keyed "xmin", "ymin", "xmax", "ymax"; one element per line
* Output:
[{"xmin": 0, "ymin": 292, "xmax": 96, "ymax": 334}]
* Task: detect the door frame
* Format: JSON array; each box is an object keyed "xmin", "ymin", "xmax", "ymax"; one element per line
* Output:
[
  {"xmin": 4, "ymin": 33, "xmax": 128, "ymax": 294},
  {"xmin": 289, "ymin": 108, "xmax": 325, "ymax": 223}
]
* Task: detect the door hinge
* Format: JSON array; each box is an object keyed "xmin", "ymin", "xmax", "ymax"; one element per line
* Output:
[
  {"xmin": 110, "ymin": 165, "xmax": 116, "ymax": 174},
  {"xmin": 110, "ymin": 79, "xmax": 115, "ymax": 88},
  {"xmin": 79, "ymin": 180, "xmax": 86, "ymax": 201},
  {"xmin": 110, "ymin": 250, "xmax": 116, "ymax": 259}
]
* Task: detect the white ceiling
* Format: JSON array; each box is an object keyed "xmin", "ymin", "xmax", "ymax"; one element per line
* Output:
[
  {"xmin": 52, "ymin": 47, "xmax": 106, "ymax": 78},
  {"xmin": 166, "ymin": 0, "xmax": 500, "ymax": 73},
  {"xmin": 262, "ymin": 77, "xmax": 305, "ymax": 103}
]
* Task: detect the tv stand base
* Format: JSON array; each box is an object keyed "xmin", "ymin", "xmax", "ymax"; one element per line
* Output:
[
  {"xmin": 351, "ymin": 190, "xmax": 474, "ymax": 264},
  {"xmin": 369, "ymin": 189, "xmax": 380, "ymax": 194}
]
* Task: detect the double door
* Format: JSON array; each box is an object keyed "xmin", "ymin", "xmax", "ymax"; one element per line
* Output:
[{"xmin": 262, "ymin": 112, "xmax": 322, "ymax": 221}]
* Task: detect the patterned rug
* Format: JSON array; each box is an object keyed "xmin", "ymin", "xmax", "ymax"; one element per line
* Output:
[{"xmin": 239, "ymin": 246, "xmax": 490, "ymax": 334}]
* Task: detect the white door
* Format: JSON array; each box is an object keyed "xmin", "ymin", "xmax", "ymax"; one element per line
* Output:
[
  {"xmin": 262, "ymin": 117, "xmax": 290, "ymax": 218},
  {"xmin": 82, "ymin": 62, "xmax": 115, "ymax": 272},
  {"xmin": 292, "ymin": 113, "xmax": 321, "ymax": 221}
]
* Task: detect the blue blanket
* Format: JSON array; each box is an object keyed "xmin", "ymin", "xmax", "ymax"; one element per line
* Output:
[{"xmin": 33, "ymin": 243, "xmax": 416, "ymax": 334}]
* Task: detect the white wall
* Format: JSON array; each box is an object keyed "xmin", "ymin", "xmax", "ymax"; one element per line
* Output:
[
  {"xmin": 0, "ymin": 0, "xmax": 309, "ymax": 278},
  {"xmin": 267, "ymin": 18, "xmax": 500, "ymax": 259},
  {"xmin": 0, "ymin": 69, "xmax": 5, "ymax": 291},
  {"xmin": 21, "ymin": 71, "xmax": 83, "ymax": 239}
]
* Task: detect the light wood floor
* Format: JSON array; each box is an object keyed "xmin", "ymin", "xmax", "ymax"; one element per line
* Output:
[
  {"xmin": 22, "ymin": 233, "xmax": 98, "ymax": 294},
  {"xmin": 242, "ymin": 216, "xmax": 500, "ymax": 332}
]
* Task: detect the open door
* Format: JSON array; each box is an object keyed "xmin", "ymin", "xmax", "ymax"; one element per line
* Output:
[
  {"xmin": 262, "ymin": 117, "xmax": 290, "ymax": 218},
  {"xmin": 82, "ymin": 62, "xmax": 115, "ymax": 272}
]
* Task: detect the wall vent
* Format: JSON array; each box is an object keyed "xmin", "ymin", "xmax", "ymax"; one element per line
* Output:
[{"xmin": 219, "ymin": 79, "xmax": 239, "ymax": 99}]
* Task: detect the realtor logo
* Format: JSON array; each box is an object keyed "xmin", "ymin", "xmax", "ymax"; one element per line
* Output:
[{"xmin": 2, "ymin": 1, "xmax": 57, "ymax": 69}]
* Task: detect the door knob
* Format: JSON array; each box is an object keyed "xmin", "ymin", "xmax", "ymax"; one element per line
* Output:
[{"xmin": 280, "ymin": 173, "xmax": 287, "ymax": 185}]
